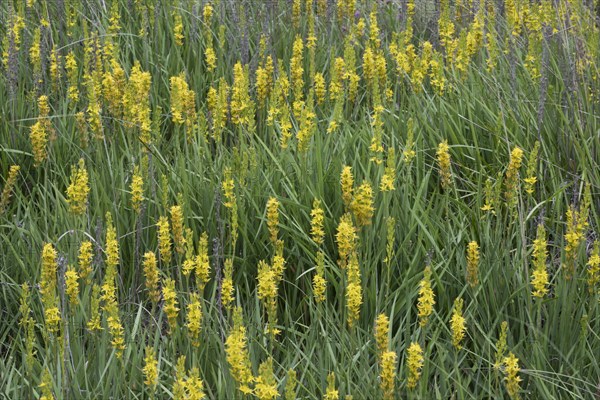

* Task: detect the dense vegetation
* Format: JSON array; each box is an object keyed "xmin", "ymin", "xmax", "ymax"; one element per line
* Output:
[{"xmin": 1, "ymin": 0, "xmax": 599, "ymax": 398}]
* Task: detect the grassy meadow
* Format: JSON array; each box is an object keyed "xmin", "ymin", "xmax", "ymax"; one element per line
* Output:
[{"xmin": 1, "ymin": 0, "xmax": 600, "ymax": 398}]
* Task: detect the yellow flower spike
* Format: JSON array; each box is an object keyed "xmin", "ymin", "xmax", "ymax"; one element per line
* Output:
[
  {"xmin": 30, "ymin": 95, "xmax": 52, "ymax": 167},
  {"xmin": 186, "ymin": 367, "xmax": 206, "ymax": 400},
  {"xmin": 450, "ymin": 298, "xmax": 466, "ymax": 350},
  {"xmin": 123, "ymin": 62, "xmax": 152, "ymax": 143},
  {"xmin": 170, "ymin": 73, "xmax": 197, "ymax": 132},
  {"xmin": 65, "ymin": 267, "xmax": 80, "ymax": 307},
  {"xmin": 266, "ymin": 197, "xmax": 280, "ymax": 245},
  {"xmin": 323, "ymin": 371, "xmax": 339, "ymax": 400},
  {"xmin": 221, "ymin": 258, "xmax": 235, "ymax": 310},
  {"xmin": 163, "ymin": 278, "xmax": 179, "ymax": 333},
  {"xmin": 143, "ymin": 346, "xmax": 159, "ymax": 390},
  {"xmin": 313, "ymin": 250, "xmax": 327, "ymax": 303},
  {"xmin": 340, "ymin": 166, "xmax": 354, "ymax": 210},
  {"xmin": 310, "ymin": 199, "xmax": 325, "ymax": 246},
  {"xmin": 503, "ymin": 352, "xmax": 522, "ymax": 399},
  {"xmin": 87, "ymin": 283, "xmax": 102, "ymax": 332},
  {"xmin": 66, "ymin": 158, "xmax": 90, "ymax": 215},
  {"xmin": 39, "ymin": 367, "xmax": 54, "ymax": 400},
  {"xmin": 0, "ymin": 165, "xmax": 20, "ymax": 215},
  {"xmin": 143, "ymin": 251, "xmax": 161, "ymax": 304},
  {"xmin": 587, "ymin": 241, "xmax": 600, "ymax": 294},
  {"xmin": 290, "ymin": 35, "xmax": 305, "ymax": 102},
  {"xmin": 406, "ymin": 342, "xmax": 424, "ymax": 390},
  {"xmin": 225, "ymin": 306, "xmax": 255, "ymax": 395},
  {"xmin": 466, "ymin": 241, "xmax": 480, "ymax": 288},
  {"xmin": 314, "ymin": 72, "xmax": 326, "ymax": 105},
  {"xmin": 254, "ymin": 358, "xmax": 278, "ymax": 400},
  {"xmin": 417, "ymin": 266, "xmax": 435, "ymax": 328},
  {"xmin": 524, "ymin": 141, "xmax": 540, "ymax": 195},
  {"xmin": 374, "ymin": 314, "xmax": 390, "ymax": 358},
  {"xmin": 351, "ymin": 181, "xmax": 375, "ymax": 227},
  {"xmin": 157, "ymin": 216, "xmax": 172, "ymax": 265},
  {"xmin": 130, "ymin": 165, "xmax": 144, "ymax": 214},
  {"xmin": 504, "ymin": 147, "xmax": 524, "ymax": 208},
  {"xmin": 531, "ymin": 224, "xmax": 549, "ymax": 298},
  {"xmin": 380, "ymin": 351, "xmax": 397, "ymax": 400},
  {"xmin": 195, "ymin": 232, "xmax": 211, "ymax": 291},
  {"xmin": 170, "ymin": 204, "xmax": 186, "ymax": 255},
  {"xmin": 40, "ymin": 244, "xmax": 59, "ymax": 330},
  {"xmin": 346, "ymin": 252, "xmax": 362, "ymax": 328},
  {"xmin": 380, "ymin": 148, "xmax": 396, "ymax": 192},
  {"xmin": 336, "ymin": 213, "xmax": 356, "ymax": 268},
  {"xmin": 436, "ymin": 140, "xmax": 452, "ymax": 189},
  {"xmin": 187, "ymin": 293, "xmax": 202, "ymax": 347},
  {"xmin": 174, "ymin": 13, "xmax": 184, "ymax": 46}
]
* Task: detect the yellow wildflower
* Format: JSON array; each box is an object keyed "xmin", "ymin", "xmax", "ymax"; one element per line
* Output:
[
  {"xmin": 587, "ymin": 241, "xmax": 600, "ymax": 294},
  {"xmin": 87, "ymin": 284, "xmax": 102, "ymax": 332},
  {"xmin": 380, "ymin": 351, "xmax": 397, "ymax": 400},
  {"xmin": 266, "ymin": 197, "xmax": 280, "ymax": 245},
  {"xmin": 143, "ymin": 251, "xmax": 161, "ymax": 304},
  {"xmin": 504, "ymin": 147, "xmax": 524, "ymax": 207},
  {"xmin": 450, "ymin": 298, "xmax": 466, "ymax": 350},
  {"xmin": 225, "ymin": 306, "xmax": 255, "ymax": 395},
  {"xmin": 65, "ymin": 267, "xmax": 80, "ymax": 307},
  {"xmin": 187, "ymin": 292, "xmax": 203, "ymax": 347},
  {"xmin": 157, "ymin": 216, "xmax": 172, "ymax": 264},
  {"xmin": 323, "ymin": 372, "xmax": 339, "ymax": 400},
  {"xmin": 0, "ymin": 165, "xmax": 20, "ymax": 214},
  {"xmin": 375, "ymin": 313, "xmax": 390, "ymax": 358},
  {"xmin": 340, "ymin": 166, "xmax": 354, "ymax": 210},
  {"xmin": 417, "ymin": 266, "xmax": 435, "ymax": 327},
  {"xmin": 130, "ymin": 165, "xmax": 144, "ymax": 214},
  {"xmin": 531, "ymin": 224, "xmax": 549, "ymax": 298},
  {"xmin": 336, "ymin": 213, "xmax": 356, "ymax": 268},
  {"xmin": 143, "ymin": 346, "xmax": 159, "ymax": 390},
  {"xmin": 310, "ymin": 199, "xmax": 325, "ymax": 246},
  {"xmin": 351, "ymin": 181, "xmax": 375, "ymax": 227},
  {"xmin": 436, "ymin": 140, "xmax": 452, "ymax": 189},
  {"xmin": 163, "ymin": 278, "xmax": 179, "ymax": 332},
  {"xmin": 174, "ymin": 13, "xmax": 184, "ymax": 46},
  {"xmin": 66, "ymin": 158, "xmax": 89, "ymax": 215},
  {"xmin": 196, "ymin": 232, "xmax": 211, "ymax": 290},
  {"xmin": 406, "ymin": 342, "xmax": 424, "ymax": 389},
  {"xmin": 170, "ymin": 73, "xmax": 197, "ymax": 131},
  {"xmin": 466, "ymin": 241, "xmax": 480, "ymax": 287},
  {"xmin": 503, "ymin": 352, "xmax": 522, "ymax": 399},
  {"xmin": 494, "ymin": 321, "xmax": 509, "ymax": 370},
  {"xmin": 255, "ymin": 358, "xmax": 278, "ymax": 400},
  {"xmin": 170, "ymin": 205, "xmax": 185, "ymax": 255}
]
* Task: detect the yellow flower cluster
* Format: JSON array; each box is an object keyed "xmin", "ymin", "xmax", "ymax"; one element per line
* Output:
[
  {"xmin": 66, "ymin": 158, "xmax": 90, "ymax": 215},
  {"xmin": 0, "ymin": 165, "xmax": 20, "ymax": 215},
  {"xmin": 323, "ymin": 371, "xmax": 339, "ymax": 400},
  {"xmin": 436, "ymin": 140, "xmax": 452, "ymax": 189},
  {"xmin": 504, "ymin": 147, "xmax": 524, "ymax": 208},
  {"xmin": 587, "ymin": 242, "xmax": 600, "ymax": 294},
  {"xmin": 380, "ymin": 148, "xmax": 396, "ymax": 192},
  {"xmin": 196, "ymin": 232, "xmax": 211, "ymax": 290},
  {"xmin": 123, "ymin": 62, "xmax": 152, "ymax": 140},
  {"xmin": 143, "ymin": 346, "xmax": 159, "ymax": 389},
  {"xmin": 466, "ymin": 241, "xmax": 480, "ymax": 287},
  {"xmin": 30, "ymin": 95, "xmax": 53, "ymax": 167},
  {"xmin": 374, "ymin": 313, "xmax": 390, "ymax": 358},
  {"xmin": 503, "ymin": 352, "xmax": 522, "ymax": 399},
  {"xmin": 40, "ymin": 243, "xmax": 60, "ymax": 333},
  {"xmin": 340, "ymin": 166, "xmax": 354, "ymax": 210},
  {"xmin": 170, "ymin": 73, "xmax": 197, "ymax": 132},
  {"xmin": 346, "ymin": 252, "xmax": 362, "ymax": 328},
  {"xmin": 450, "ymin": 297, "xmax": 466, "ymax": 350},
  {"xmin": 170, "ymin": 205, "xmax": 185, "ymax": 255},
  {"xmin": 255, "ymin": 358, "xmax": 278, "ymax": 400},
  {"xmin": 406, "ymin": 342, "xmax": 424, "ymax": 389},
  {"xmin": 266, "ymin": 197, "xmax": 280, "ymax": 245},
  {"xmin": 157, "ymin": 216, "xmax": 172, "ymax": 264},
  {"xmin": 143, "ymin": 251, "xmax": 161, "ymax": 304},
  {"xmin": 417, "ymin": 266, "xmax": 435, "ymax": 327},
  {"xmin": 351, "ymin": 181, "xmax": 375, "ymax": 227},
  {"xmin": 225, "ymin": 307, "xmax": 255, "ymax": 395},
  {"xmin": 163, "ymin": 278, "xmax": 179, "ymax": 332},
  {"xmin": 130, "ymin": 165, "xmax": 144, "ymax": 214},
  {"xmin": 380, "ymin": 350, "xmax": 397, "ymax": 400},
  {"xmin": 531, "ymin": 224, "xmax": 549, "ymax": 298},
  {"xmin": 65, "ymin": 267, "xmax": 80, "ymax": 307},
  {"xmin": 186, "ymin": 292, "xmax": 203, "ymax": 347},
  {"xmin": 336, "ymin": 213, "xmax": 356, "ymax": 268}
]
